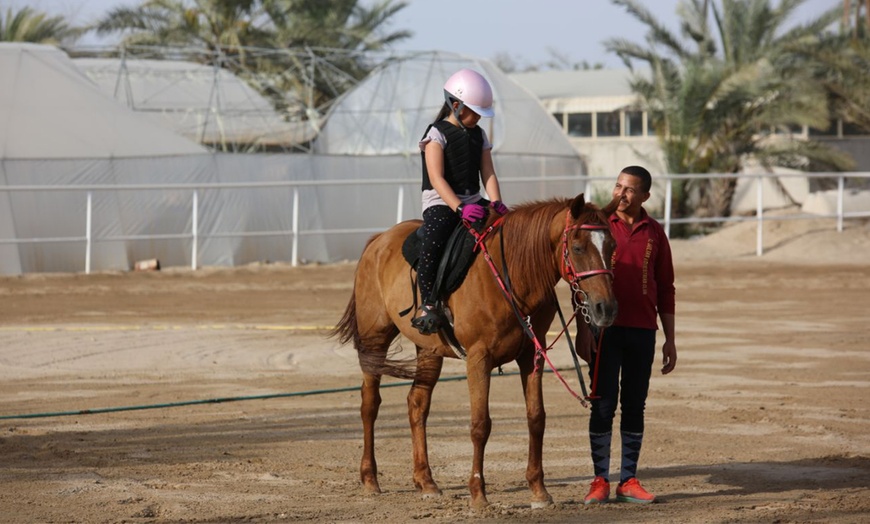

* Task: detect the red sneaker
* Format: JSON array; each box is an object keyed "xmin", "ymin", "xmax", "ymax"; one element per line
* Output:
[
  {"xmin": 583, "ymin": 476, "xmax": 611, "ymax": 505},
  {"xmin": 616, "ymin": 477, "xmax": 655, "ymax": 504}
]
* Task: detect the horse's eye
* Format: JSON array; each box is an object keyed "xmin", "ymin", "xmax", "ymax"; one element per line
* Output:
[{"xmin": 572, "ymin": 244, "xmax": 583, "ymax": 255}]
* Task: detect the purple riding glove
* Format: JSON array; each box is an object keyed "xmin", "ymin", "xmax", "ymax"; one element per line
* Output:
[
  {"xmin": 490, "ymin": 200, "xmax": 509, "ymax": 215},
  {"xmin": 457, "ymin": 203, "xmax": 486, "ymax": 221}
]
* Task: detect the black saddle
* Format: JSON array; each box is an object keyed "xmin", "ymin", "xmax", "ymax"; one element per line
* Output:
[
  {"xmin": 400, "ymin": 216, "xmax": 490, "ymax": 357},
  {"xmin": 401, "ymin": 218, "xmax": 484, "ymax": 356},
  {"xmin": 401, "ymin": 220, "xmax": 479, "ymax": 300}
]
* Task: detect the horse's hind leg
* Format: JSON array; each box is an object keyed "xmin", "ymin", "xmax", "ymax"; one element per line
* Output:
[
  {"xmin": 357, "ymin": 328, "xmax": 398, "ymax": 495},
  {"xmin": 360, "ymin": 369, "xmax": 383, "ymax": 494},
  {"xmin": 408, "ymin": 350, "xmax": 443, "ymax": 497}
]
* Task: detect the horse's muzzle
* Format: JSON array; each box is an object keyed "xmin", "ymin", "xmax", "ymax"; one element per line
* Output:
[{"xmin": 590, "ymin": 300, "xmax": 618, "ymax": 328}]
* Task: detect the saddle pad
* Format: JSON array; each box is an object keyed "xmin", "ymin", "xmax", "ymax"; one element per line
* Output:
[{"xmin": 401, "ymin": 223, "xmax": 478, "ymax": 298}]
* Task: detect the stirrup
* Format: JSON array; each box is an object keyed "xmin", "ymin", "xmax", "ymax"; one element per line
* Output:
[{"xmin": 411, "ymin": 303, "xmax": 442, "ymax": 335}]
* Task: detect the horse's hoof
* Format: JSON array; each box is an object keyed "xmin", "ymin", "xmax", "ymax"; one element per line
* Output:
[
  {"xmin": 469, "ymin": 498, "xmax": 490, "ymax": 511},
  {"xmin": 421, "ymin": 489, "xmax": 442, "ymax": 499},
  {"xmin": 415, "ymin": 479, "xmax": 442, "ymax": 498},
  {"xmin": 531, "ymin": 497, "xmax": 554, "ymax": 509},
  {"xmin": 361, "ymin": 481, "xmax": 382, "ymax": 495}
]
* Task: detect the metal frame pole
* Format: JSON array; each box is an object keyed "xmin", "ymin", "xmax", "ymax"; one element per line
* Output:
[
  {"xmin": 837, "ymin": 175, "xmax": 845, "ymax": 233},
  {"xmin": 292, "ymin": 188, "xmax": 299, "ymax": 267},
  {"xmin": 191, "ymin": 190, "xmax": 199, "ymax": 270},
  {"xmin": 756, "ymin": 175, "xmax": 764, "ymax": 256},
  {"xmin": 396, "ymin": 185, "xmax": 404, "ymax": 224},
  {"xmin": 85, "ymin": 192, "xmax": 92, "ymax": 274}
]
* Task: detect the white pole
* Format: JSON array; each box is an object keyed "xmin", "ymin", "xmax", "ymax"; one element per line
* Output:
[
  {"xmin": 85, "ymin": 191, "xmax": 92, "ymax": 274},
  {"xmin": 664, "ymin": 177, "xmax": 672, "ymax": 238},
  {"xmin": 756, "ymin": 175, "xmax": 764, "ymax": 257},
  {"xmin": 292, "ymin": 188, "xmax": 299, "ymax": 267},
  {"xmin": 837, "ymin": 175, "xmax": 844, "ymax": 233},
  {"xmin": 191, "ymin": 190, "xmax": 199, "ymax": 270},
  {"xmin": 396, "ymin": 185, "xmax": 404, "ymax": 224}
]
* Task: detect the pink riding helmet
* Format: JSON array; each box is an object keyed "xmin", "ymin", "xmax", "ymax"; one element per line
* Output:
[{"xmin": 443, "ymin": 68, "xmax": 494, "ymax": 118}]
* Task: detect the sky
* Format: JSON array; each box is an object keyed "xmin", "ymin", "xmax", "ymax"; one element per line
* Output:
[{"xmin": 11, "ymin": 0, "xmax": 838, "ymax": 69}]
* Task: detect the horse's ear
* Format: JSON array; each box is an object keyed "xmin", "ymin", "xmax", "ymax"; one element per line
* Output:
[{"xmin": 570, "ymin": 193, "xmax": 586, "ymax": 219}]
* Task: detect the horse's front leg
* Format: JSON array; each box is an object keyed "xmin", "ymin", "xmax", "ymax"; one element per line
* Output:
[
  {"xmin": 408, "ymin": 350, "xmax": 443, "ymax": 497},
  {"xmin": 465, "ymin": 352, "xmax": 493, "ymax": 510},
  {"xmin": 360, "ymin": 371, "xmax": 382, "ymax": 494},
  {"xmin": 517, "ymin": 346, "xmax": 554, "ymax": 508}
]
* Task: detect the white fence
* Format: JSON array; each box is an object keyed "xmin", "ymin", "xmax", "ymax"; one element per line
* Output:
[
  {"xmin": 659, "ymin": 172, "xmax": 870, "ymax": 255},
  {"xmin": 1, "ymin": 172, "xmax": 869, "ymax": 274}
]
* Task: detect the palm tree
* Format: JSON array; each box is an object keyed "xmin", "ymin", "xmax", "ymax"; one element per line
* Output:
[
  {"xmin": 256, "ymin": 0, "xmax": 412, "ymax": 110},
  {"xmin": 93, "ymin": 0, "xmax": 411, "ymax": 127},
  {"xmin": 94, "ymin": 0, "xmax": 271, "ymax": 54},
  {"xmin": 0, "ymin": 6, "xmax": 82, "ymax": 44},
  {"xmin": 263, "ymin": 0, "xmax": 410, "ymax": 51},
  {"xmin": 797, "ymin": 1, "xmax": 870, "ymax": 135},
  {"xmin": 606, "ymin": 0, "xmax": 854, "ymax": 219}
]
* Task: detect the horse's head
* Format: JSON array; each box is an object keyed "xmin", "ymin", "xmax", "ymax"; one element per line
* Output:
[{"xmin": 561, "ymin": 193, "xmax": 618, "ymax": 328}]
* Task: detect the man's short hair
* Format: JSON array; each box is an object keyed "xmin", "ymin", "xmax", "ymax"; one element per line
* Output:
[{"xmin": 620, "ymin": 165, "xmax": 652, "ymax": 193}]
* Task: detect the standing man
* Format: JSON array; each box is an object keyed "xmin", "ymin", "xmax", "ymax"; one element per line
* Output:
[{"xmin": 577, "ymin": 165, "xmax": 677, "ymax": 505}]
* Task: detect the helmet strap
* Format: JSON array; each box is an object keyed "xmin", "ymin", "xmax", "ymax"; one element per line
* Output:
[{"xmin": 443, "ymin": 90, "xmax": 468, "ymax": 130}]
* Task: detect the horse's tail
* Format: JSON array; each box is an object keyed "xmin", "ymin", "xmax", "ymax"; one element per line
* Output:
[
  {"xmin": 329, "ymin": 284, "xmax": 360, "ymax": 348},
  {"xmin": 334, "ymin": 297, "xmax": 418, "ymax": 379},
  {"xmin": 330, "ymin": 232, "xmax": 383, "ymax": 348},
  {"xmin": 332, "ymin": 282, "xmax": 420, "ymax": 381},
  {"xmin": 357, "ymin": 347, "xmax": 422, "ymax": 381},
  {"xmin": 330, "ymin": 232, "xmax": 422, "ymax": 381}
]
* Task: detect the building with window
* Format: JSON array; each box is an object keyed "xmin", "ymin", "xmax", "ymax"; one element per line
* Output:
[
  {"xmin": 511, "ymin": 68, "xmax": 870, "ymax": 174},
  {"xmin": 511, "ymin": 68, "xmax": 870, "ymax": 214},
  {"xmin": 510, "ymin": 68, "xmax": 666, "ymax": 189}
]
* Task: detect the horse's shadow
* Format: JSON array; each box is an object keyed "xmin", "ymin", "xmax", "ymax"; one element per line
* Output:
[{"xmin": 549, "ymin": 454, "xmax": 870, "ymax": 501}]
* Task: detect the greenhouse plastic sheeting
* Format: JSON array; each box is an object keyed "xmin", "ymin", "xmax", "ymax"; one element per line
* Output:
[{"xmin": 0, "ymin": 45, "xmax": 586, "ymax": 274}]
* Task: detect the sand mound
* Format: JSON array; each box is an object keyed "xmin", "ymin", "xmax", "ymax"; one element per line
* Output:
[{"xmin": 670, "ymin": 209, "xmax": 870, "ymax": 265}]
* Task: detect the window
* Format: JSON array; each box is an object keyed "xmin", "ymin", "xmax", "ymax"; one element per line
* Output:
[
  {"xmin": 596, "ymin": 111, "xmax": 620, "ymax": 137},
  {"xmin": 552, "ymin": 112, "xmax": 565, "ymax": 130},
  {"xmin": 624, "ymin": 111, "xmax": 644, "ymax": 137},
  {"xmin": 566, "ymin": 113, "xmax": 592, "ymax": 137}
]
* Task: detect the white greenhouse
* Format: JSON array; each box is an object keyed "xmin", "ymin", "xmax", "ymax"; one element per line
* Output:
[{"xmin": 0, "ymin": 45, "xmax": 586, "ymax": 274}]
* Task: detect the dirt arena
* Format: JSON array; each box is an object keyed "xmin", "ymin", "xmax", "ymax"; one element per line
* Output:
[{"xmin": 1, "ymin": 216, "xmax": 869, "ymax": 523}]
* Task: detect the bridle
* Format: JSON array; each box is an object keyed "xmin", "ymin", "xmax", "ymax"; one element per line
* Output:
[{"xmin": 560, "ymin": 209, "xmax": 613, "ymax": 298}]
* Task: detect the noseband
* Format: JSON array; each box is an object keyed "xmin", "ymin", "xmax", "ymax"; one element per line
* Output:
[{"xmin": 560, "ymin": 210, "xmax": 613, "ymax": 293}]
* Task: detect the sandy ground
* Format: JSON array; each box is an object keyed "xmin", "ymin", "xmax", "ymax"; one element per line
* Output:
[{"xmin": 1, "ymin": 215, "xmax": 869, "ymax": 523}]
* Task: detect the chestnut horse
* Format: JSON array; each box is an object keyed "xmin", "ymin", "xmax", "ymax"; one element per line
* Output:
[{"xmin": 331, "ymin": 193, "xmax": 618, "ymax": 509}]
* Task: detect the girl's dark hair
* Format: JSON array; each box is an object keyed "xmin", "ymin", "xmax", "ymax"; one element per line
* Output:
[
  {"xmin": 433, "ymin": 100, "xmax": 452, "ymax": 122},
  {"xmin": 620, "ymin": 165, "xmax": 652, "ymax": 193}
]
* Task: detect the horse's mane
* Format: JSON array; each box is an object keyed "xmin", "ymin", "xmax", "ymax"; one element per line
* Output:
[{"xmin": 498, "ymin": 197, "xmax": 612, "ymax": 302}]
